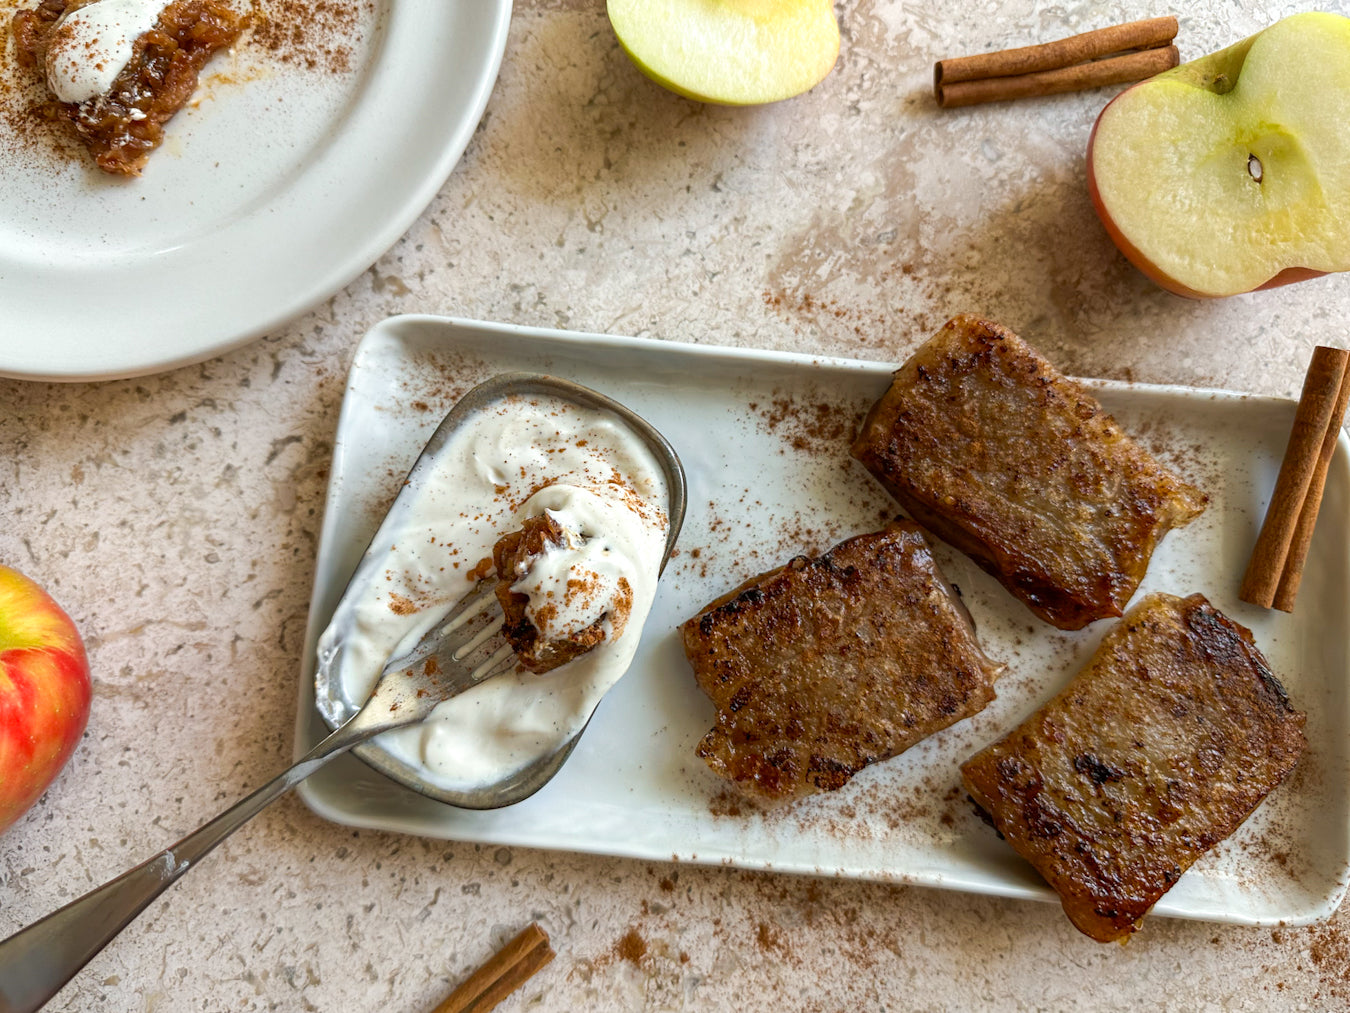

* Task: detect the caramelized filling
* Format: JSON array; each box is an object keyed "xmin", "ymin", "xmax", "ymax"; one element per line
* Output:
[{"xmin": 11, "ymin": 0, "xmax": 248, "ymax": 175}]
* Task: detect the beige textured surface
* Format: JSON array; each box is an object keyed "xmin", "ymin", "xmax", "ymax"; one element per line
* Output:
[{"xmin": 3, "ymin": 1, "xmax": 1350, "ymax": 1009}]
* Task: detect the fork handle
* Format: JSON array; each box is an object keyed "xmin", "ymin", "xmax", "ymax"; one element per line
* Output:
[{"xmin": 0, "ymin": 722, "xmax": 375, "ymax": 1013}]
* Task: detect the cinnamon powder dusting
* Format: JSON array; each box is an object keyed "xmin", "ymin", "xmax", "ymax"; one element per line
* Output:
[
  {"xmin": 247, "ymin": 0, "xmax": 370, "ymax": 74},
  {"xmin": 614, "ymin": 927, "xmax": 647, "ymax": 966},
  {"xmin": 0, "ymin": 5, "xmax": 77, "ymax": 167},
  {"xmin": 750, "ymin": 394, "xmax": 862, "ymax": 456},
  {"xmin": 708, "ymin": 789, "xmax": 743, "ymax": 818},
  {"xmin": 1308, "ymin": 922, "xmax": 1350, "ymax": 1005},
  {"xmin": 386, "ymin": 591, "xmax": 415, "ymax": 615}
]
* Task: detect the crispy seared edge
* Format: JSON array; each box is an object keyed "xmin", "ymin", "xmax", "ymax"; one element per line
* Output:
[
  {"xmin": 960, "ymin": 592, "xmax": 1305, "ymax": 942},
  {"xmin": 850, "ymin": 315, "xmax": 1207, "ymax": 629},
  {"xmin": 682, "ymin": 521, "xmax": 1002, "ymax": 799}
]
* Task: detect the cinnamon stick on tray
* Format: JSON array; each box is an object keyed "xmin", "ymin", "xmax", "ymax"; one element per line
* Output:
[
  {"xmin": 935, "ymin": 16, "xmax": 1180, "ymax": 108},
  {"xmin": 1239, "ymin": 346, "xmax": 1350, "ymax": 612}
]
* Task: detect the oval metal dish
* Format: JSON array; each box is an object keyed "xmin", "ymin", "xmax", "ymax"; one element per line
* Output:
[{"xmin": 313, "ymin": 372, "xmax": 687, "ymax": 809}]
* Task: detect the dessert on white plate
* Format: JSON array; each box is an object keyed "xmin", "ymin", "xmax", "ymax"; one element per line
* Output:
[{"xmin": 10, "ymin": 0, "xmax": 248, "ymax": 175}]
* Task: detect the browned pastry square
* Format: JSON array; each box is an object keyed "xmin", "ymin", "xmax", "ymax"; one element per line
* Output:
[
  {"xmin": 851, "ymin": 315, "xmax": 1207, "ymax": 630},
  {"xmin": 681, "ymin": 521, "xmax": 1002, "ymax": 800},
  {"xmin": 11, "ymin": 0, "xmax": 249, "ymax": 176},
  {"xmin": 961, "ymin": 592, "xmax": 1306, "ymax": 942},
  {"xmin": 492, "ymin": 514, "xmax": 626, "ymax": 675}
]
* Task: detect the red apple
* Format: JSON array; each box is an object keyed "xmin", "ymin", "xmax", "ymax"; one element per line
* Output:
[
  {"xmin": 0, "ymin": 564, "xmax": 91, "ymax": 834},
  {"xmin": 1088, "ymin": 12, "xmax": 1350, "ymax": 298}
]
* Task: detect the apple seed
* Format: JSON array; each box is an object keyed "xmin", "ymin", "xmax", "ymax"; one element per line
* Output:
[{"xmin": 1248, "ymin": 154, "xmax": 1263, "ymax": 183}]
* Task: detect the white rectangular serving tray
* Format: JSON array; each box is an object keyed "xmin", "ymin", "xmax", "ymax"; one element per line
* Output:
[{"xmin": 295, "ymin": 315, "xmax": 1350, "ymax": 928}]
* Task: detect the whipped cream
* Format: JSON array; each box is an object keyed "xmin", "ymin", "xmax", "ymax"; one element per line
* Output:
[
  {"xmin": 45, "ymin": 0, "xmax": 169, "ymax": 104},
  {"xmin": 319, "ymin": 392, "xmax": 669, "ymax": 793},
  {"xmin": 508, "ymin": 487, "xmax": 635, "ymax": 642}
]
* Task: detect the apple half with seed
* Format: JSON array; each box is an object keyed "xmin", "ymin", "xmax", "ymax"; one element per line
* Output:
[
  {"xmin": 607, "ymin": 0, "xmax": 839, "ymax": 106},
  {"xmin": 1088, "ymin": 12, "xmax": 1350, "ymax": 298}
]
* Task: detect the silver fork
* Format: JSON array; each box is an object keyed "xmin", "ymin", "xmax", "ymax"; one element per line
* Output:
[
  {"xmin": 0, "ymin": 581, "xmax": 511, "ymax": 1013},
  {"xmin": 0, "ymin": 372, "xmax": 686, "ymax": 1013}
]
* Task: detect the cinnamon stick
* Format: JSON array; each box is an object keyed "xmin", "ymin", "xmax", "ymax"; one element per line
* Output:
[
  {"xmin": 1272, "ymin": 361, "xmax": 1350, "ymax": 611},
  {"xmin": 934, "ymin": 16, "xmax": 1180, "ymax": 108},
  {"xmin": 431, "ymin": 923, "xmax": 555, "ymax": 1013},
  {"xmin": 1239, "ymin": 346, "xmax": 1350, "ymax": 611},
  {"xmin": 937, "ymin": 17, "xmax": 1178, "ymax": 85},
  {"xmin": 936, "ymin": 47, "xmax": 1179, "ymax": 108}
]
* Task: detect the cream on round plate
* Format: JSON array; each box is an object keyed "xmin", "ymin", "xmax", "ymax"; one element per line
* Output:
[
  {"xmin": 318, "ymin": 392, "xmax": 670, "ymax": 792},
  {"xmin": 45, "ymin": 0, "xmax": 171, "ymax": 104}
]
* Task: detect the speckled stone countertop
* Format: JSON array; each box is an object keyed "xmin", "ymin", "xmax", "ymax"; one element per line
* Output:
[{"xmin": 3, "ymin": 1, "xmax": 1350, "ymax": 1010}]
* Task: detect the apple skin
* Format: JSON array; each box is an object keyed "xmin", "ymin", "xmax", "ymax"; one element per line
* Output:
[
  {"xmin": 0, "ymin": 564, "xmax": 91, "ymax": 835},
  {"xmin": 1087, "ymin": 13, "xmax": 1350, "ymax": 298},
  {"xmin": 1087, "ymin": 93, "xmax": 1331, "ymax": 299}
]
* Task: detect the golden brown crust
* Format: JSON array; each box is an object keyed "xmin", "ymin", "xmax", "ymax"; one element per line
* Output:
[
  {"xmin": 10, "ymin": 0, "xmax": 248, "ymax": 176},
  {"xmin": 851, "ymin": 315, "xmax": 1207, "ymax": 630},
  {"xmin": 682, "ymin": 522, "xmax": 1003, "ymax": 800},
  {"xmin": 960, "ymin": 592, "xmax": 1306, "ymax": 942}
]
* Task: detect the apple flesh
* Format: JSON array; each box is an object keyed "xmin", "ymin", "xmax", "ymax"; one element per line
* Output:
[
  {"xmin": 0, "ymin": 564, "xmax": 91, "ymax": 835},
  {"xmin": 1088, "ymin": 12, "xmax": 1350, "ymax": 298},
  {"xmin": 607, "ymin": 0, "xmax": 839, "ymax": 106}
]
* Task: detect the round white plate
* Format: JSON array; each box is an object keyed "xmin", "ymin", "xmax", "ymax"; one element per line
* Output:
[{"xmin": 0, "ymin": 0, "xmax": 511, "ymax": 381}]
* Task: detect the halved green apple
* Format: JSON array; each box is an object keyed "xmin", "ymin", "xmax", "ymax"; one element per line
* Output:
[
  {"xmin": 1088, "ymin": 12, "xmax": 1350, "ymax": 298},
  {"xmin": 607, "ymin": 0, "xmax": 839, "ymax": 106}
]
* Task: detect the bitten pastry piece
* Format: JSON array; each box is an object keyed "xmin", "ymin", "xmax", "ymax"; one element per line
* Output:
[
  {"xmin": 493, "ymin": 513, "xmax": 632, "ymax": 675},
  {"xmin": 682, "ymin": 522, "xmax": 1003, "ymax": 800},
  {"xmin": 851, "ymin": 315, "xmax": 1207, "ymax": 630},
  {"xmin": 961, "ymin": 593, "xmax": 1306, "ymax": 943},
  {"xmin": 12, "ymin": 0, "xmax": 248, "ymax": 176}
]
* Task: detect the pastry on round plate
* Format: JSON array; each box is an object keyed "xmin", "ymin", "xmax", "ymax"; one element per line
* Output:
[{"xmin": 10, "ymin": 0, "xmax": 248, "ymax": 175}]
